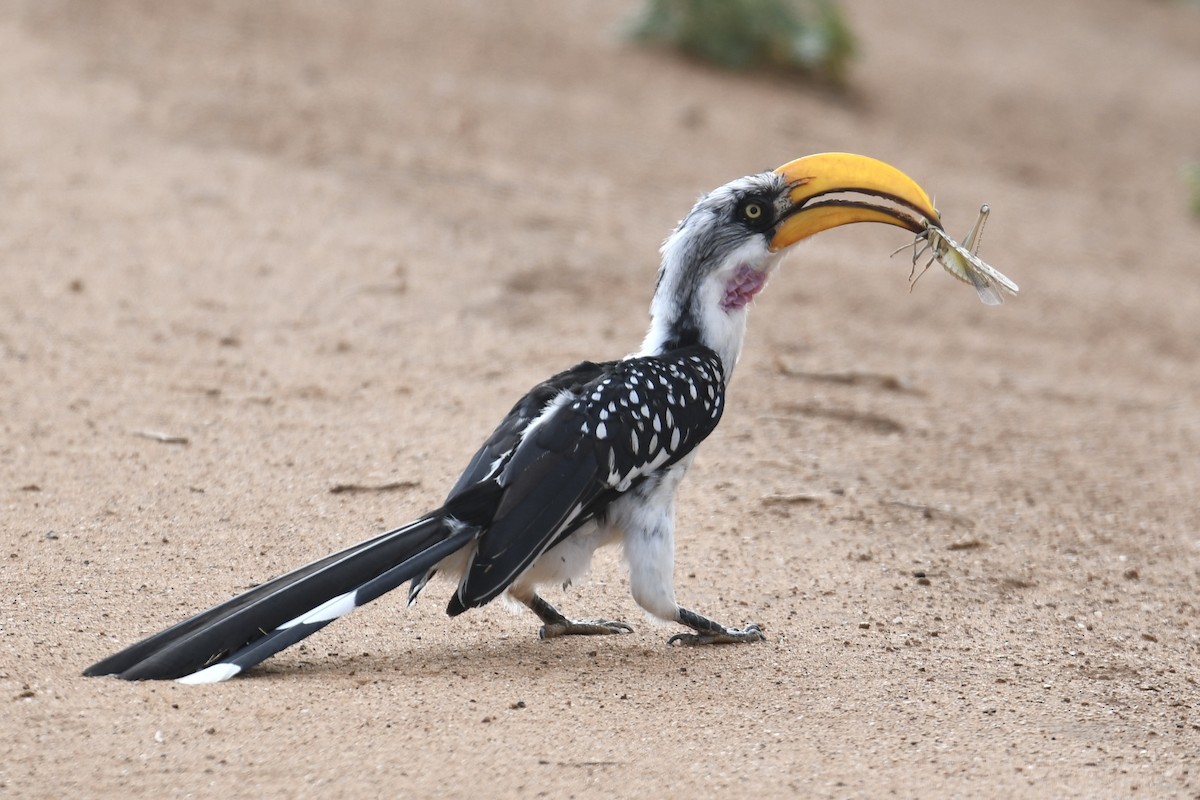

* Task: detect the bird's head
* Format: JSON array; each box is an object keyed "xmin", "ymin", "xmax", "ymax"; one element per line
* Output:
[{"xmin": 646, "ymin": 152, "xmax": 941, "ymax": 372}]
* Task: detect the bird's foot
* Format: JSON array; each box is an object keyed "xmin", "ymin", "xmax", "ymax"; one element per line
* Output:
[
  {"xmin": 669, "ymin": 607, "xmax": 765, "ymax": 646},
  {"xmin": 539, "ymin": 619, "xmax": 634, "ymax": 640},
  {"xmin": 668, "ymin": 623, "xmax": 764, "ymax": 646},
  {"xmin": 526, "ymin": 593, "xmax": 633, "ymax": 640}
]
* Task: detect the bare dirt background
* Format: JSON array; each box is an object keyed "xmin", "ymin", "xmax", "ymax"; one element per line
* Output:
[{"xmin": 2, "ymin": 1, "xmax": 1199, "ymax": 797}]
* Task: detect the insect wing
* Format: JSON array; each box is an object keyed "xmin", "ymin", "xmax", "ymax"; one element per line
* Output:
[
  {"xmin": 959, "ymin": 245, "xmax": 1018, "ymax": 301},
  {"xmin": 966, "ymin": 270, "xmax": 1005, "ymax": 306},
  {"xmin": 930, "ymin": 226, "xmax": 1018, "ymax": 305}
]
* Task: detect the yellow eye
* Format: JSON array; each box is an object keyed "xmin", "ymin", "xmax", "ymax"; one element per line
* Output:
[{"xmin": 737, "ymin": 197, "xmax": 773, "ymax": 231}]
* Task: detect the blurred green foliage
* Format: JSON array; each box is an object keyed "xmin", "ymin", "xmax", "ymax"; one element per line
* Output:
[
  {"xmin": 628, "ymin": 0, "xmax": 856, "ymax": 83},
  {"xmin": 1187, "ymin": 164, "xmax": 1200, "ymax": 217}
]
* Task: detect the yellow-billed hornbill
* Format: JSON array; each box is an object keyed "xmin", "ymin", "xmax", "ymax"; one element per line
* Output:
[{"xmin": 85, "ymin": 153, "xmax": 943, "ymax": 682}]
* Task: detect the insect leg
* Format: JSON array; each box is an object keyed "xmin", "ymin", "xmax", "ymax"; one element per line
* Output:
[{"xmin": 963, "ymin": 204, "xmax": 989, "ymax": 255}]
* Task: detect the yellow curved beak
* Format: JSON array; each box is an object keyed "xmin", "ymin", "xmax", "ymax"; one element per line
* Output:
[{"xmin": 769, "ymin": 153, "xmax": 941, "ymax": 252}]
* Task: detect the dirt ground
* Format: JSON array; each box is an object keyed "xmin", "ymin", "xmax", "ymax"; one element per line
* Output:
[{"xmin": 2, "ymin": 1, "xmax": 1199, "ymax": 797}]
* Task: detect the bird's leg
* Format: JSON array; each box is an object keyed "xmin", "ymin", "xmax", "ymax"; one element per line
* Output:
[
  {"xmin": 526, "ymin": 593, "xmax": 634, "ymax": 639},
  {"xmin": 667, "ymin": 607, "xmax": 764, "ymax": 646}
]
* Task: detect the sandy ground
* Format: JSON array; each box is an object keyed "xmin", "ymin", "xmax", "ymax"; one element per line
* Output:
[{"xmin": 2, "ymin": 1, "xmax": 1199, "ymax": 797}]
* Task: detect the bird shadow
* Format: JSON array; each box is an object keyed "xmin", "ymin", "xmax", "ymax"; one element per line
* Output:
[{"xmin": 244, "ymin": 624, "xmax": 747, "ymax": 684}]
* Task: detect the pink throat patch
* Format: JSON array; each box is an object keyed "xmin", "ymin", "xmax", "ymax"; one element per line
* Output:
[{"xmin": 721, "ymin": 265, "xmax": 768, "ymax": 311}]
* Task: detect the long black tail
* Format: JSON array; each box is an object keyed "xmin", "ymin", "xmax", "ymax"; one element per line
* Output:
[{"xmin": 84, "ymin": 512, "xmax": 475, "ymax": 682}]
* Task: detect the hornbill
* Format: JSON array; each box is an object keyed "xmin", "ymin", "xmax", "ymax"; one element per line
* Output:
[{"xmin": 85, "ymin": 153, "xmax": 943, "ymax": 682}]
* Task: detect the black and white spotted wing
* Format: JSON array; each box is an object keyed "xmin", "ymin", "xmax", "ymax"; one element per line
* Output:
[{"xmin": 449, "ymin": 344, "xmax": 726, "ymax": 613}]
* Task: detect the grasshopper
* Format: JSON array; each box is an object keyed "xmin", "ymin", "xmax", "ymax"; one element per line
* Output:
[{"xmin": 894, "ymin": 205, "xmax": 1019, "ymax": 305}]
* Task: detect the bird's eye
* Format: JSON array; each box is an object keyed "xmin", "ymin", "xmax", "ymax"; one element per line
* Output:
[{"xmin": 736, "ymin": 197, "xmax": 773, "ymax": 231}]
